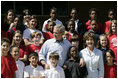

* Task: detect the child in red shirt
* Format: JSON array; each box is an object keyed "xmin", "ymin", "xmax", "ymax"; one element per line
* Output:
[
  {"xmin": 28, "ymin": 32, "xmax": 42, "ymax": 54},
  {"xmin": 104, "ymin": 9, "xmax": 116, "ymax": 33},
  {"xmin": 85, "ymin": 8, "xmax": 103, "ymax": 33},
  {"xmin": 7, "ymin": 15, "xmax": 23, "ymax": 39},
  {"xmin": 67, "ymin": 20, "xmax": 82, "ymax": 42},
  {"xmin": 11, "ymin": 30, "xmax": 29, "ymax": 65},
  {"xmin": 1, "ymin": 9, "xmax": 15, "ymax": 32},
  {"xmin": 107, "ymin": 20, "xmax": 117, "ymax": 61},
  {"xmin": 65, "ymin": 8, "xmax": 85, "ymax": 35},
  {"xmin": 1, "ymin": 38, "xmax": 17, "ymax": 78},
  {"xmin": 28, "ymin": 32, "xmax": 43, "ymax": 65},
  {"xmin": 42, "ymin": 7, "xmax": 63, "ymax": 32},
  {"xmin": 43, "ymin": 21, "xmax": 55, "ymax": 41},
  {"xmin": 67, "ymin": 20, "xmax": 82, "ymax": 48},
  {"xmin": 63, "ymin": 31, "xmax": 69, "ymax": 41},
  {"xmin": 104, "ymin": 49, "xmax": 117, "ymax": 78},
  {"xmin": 1, "ymin": 30, "xmax": 11, "ymax": 40}
]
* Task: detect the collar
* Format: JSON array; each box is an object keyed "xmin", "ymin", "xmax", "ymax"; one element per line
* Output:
[
  {"xmin": 30, "ymin": 63, "xmax": 38, "ymax": 69},
  {"xmin": 69, "ymin": 58, "xmax": 79, "ymax": 62},
  {"xmin": 101, "ymin": 47, "xmax": 107, "ymax": 50},
  {"xmin": 110, "ymin": 33, "xmax": 117, "ymax": 36},
  {"xmin": 70, "ymin": 19, "xmax": 79, "ymax": 23},
  {"xmin": 89, "ymin": 30, "xmax": 101, "ymax": 34},
  {"xmin": 53, "ymin": 38, "xmax": 64, "ymax": 43},
  {"xmin": 86, "ymin": 47, "xmax": 96, "ymax": 56},
  {"xmin": 75, "ymin": 19, "xmax": 79, "ymax": 23},
  {"xmin": 48, "ymin": 18, "xmax": 57, "ymax": 22},
  {"xmin": 16, "ymin": 59, "xmax": 20, "ymax": 63},
  {"xmin": 50, "ymin": 64, "xmax": 59, "ymax": 69}
]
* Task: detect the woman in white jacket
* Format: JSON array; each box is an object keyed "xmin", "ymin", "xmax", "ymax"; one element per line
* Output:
[{"xmin": 79, "ymin": 32, "xmax": 104, "ymax": 78}]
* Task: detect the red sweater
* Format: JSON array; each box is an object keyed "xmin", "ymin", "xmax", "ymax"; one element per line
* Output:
[
  {"xmin": 7, "ymin": 27, "xmax": 16, "ymax": 41},
  {"xmin": 19, "ymin": 44, "xmax": 29, "ymax": 58},
  {"xmin": 1, "ymin": 30, "xmax": 11, "ymax": 40},
  {"xmin": 104, "ymin": 21, "xmax": 111, "ymax": 33},
  {"xmin": 27, "ymin": 44, "xmax": 42, "ymax": 66},
  {"xmin": 28, "ymin": 44, "xmax": 42, "ymax": 54},
  {"xmin": 43, "ymin": 32, "xmax": 54, "ymax": 41},
  {"xmin": 104, "ymin": 64, "xmax": 117, "ymax": 78},
  {"xmin": 107, "ymin": 34, "xmax": 117, "ymax": 61},
  {"xmin": 1, "ymin": 55, "xmax": 17, "ymax": 78},
  {"xmin": 68, "ymin": 32, "xmax": 82, "ymax": 42},
  {"xmin": 85, "ymin": 20, "xmax": 103, "ymax": 33}
]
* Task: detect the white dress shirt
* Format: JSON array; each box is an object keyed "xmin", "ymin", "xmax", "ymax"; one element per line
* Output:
[
  {"xmin": 79, "ymin": 47, "xmax": 104, "ymax": 78},
  {"xmin": 74, "ymin": 19, "xmax": 79, "ymax": 32},
  {"xmin": 39, "ymin": 38, "xmax": 72, "ymax": 66},
  {"xmin": 15, "ymin": 59, "xmax": 25, "ymax": 78},
  {"xmin": 24, "ymin": 64, "xmax": 44, "ymax": 78},
  {"xmin": 42, "ymin": 18, "xmax": 63, "ymax": 32},
  {"xmin": 44, "ymin": 65, "xmax": 65, "ymax": 78}
]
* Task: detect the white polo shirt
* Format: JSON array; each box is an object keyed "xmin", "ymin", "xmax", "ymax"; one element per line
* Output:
[
  {"xmin": 24, "ymin": 64, "xmax": 44, "ymax": 78},
  {"xmin": 44, "ymin": 65, "xmax": 65, "ymax": 78}
]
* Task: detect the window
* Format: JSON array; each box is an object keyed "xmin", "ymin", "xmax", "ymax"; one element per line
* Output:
[
  {"xmin": 43, "ymin": 1, "xmax": 68, "ymax": 16},
  {"xmin": 1, "ymin": 1, "xmax": 68, "ymax": 16},
  {"xmin": 15, "ymin": 1, "xmax": 42, "ymax": 15},
  {"xmin": 1, "ymin": 1, "xmax": 14, "ymax": 14}
]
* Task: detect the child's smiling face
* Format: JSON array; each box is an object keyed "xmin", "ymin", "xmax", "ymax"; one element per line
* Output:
[
  {"xmin": 29, "ymin": 19, "xmax": 37, "ymax": 29},
  {"xmin": 90, "ymin": 11, "xmax": 97, "ymax": 19},
  {"xmin": 100, "ymin": 36, "xmax": 108, "ymax": 48},
  {"xmin": 49, "ymin": 58, "xmax": 58, "ymax": 67},
  {"xmin": 91, "ymin": 20, "xmax": 98, "ymax": 31},
  {"xmin": 70, "ymin": 47, "xmax": 78, "ymax": 58},
  {"xmin": 108, "ymin": 11, "xmax": 115, "ymax": 20},
  {"xmin": 1, "ymin": 42, "xmax": 10, "ymax": 56},
  {"xmin": 106, "ymin": 52, "xmax": 114, "ymax": 64},
  {"xmin": 13, "ymin": 33, "xmax": 22, "ymax": 44},
  {"xmin": 29, "ymin": 56, "xmax": 39, "ymax": 67},
  {"xmin": 10, "ymin": 47, "xmax": 19, "ymax": 59},
  {"xmin": 111, "ymin": 22, "xmax": 117, "ymax": 33}
]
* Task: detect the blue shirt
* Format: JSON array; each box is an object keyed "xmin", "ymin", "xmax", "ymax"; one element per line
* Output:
[
  {"xmin": 39, "ymin": 38, "xmax": 72, "ymax": 66},
  {"xmin": 79, "ymin": 47, "xmax": 104, "ymax": 78}
]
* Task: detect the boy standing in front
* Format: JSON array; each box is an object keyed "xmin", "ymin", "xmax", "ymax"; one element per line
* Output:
[
  {"xmin": 24, "ymin": 52, "xmax": 44, "ymax": 78},
  {"xmin": 43, "ymin": 52, "xmax": 65, "ymax": 78}
]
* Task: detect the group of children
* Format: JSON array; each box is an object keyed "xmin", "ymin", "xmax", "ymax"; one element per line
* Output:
[{"xmin": 1, "ymin": 7, "xmax": 117, "ymax": 78}]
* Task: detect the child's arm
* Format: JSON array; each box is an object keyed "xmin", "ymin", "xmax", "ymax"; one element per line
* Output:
[
  {"xmin": 63, "ymin": 65, "xmax": 67, "ymax": 70},
  {"xmin": 24, "ymin": 38, "xmax": 33, "ymax": 46},
  {"xmin": 30, "ymin": 75, "xmax": 45, "ymax": 78},
  {"xmin": 9, "ymin": 23, "xmax": 15, "ymax": 29},
  {"xmin": 39, "ymin": 39, "xmax": 45, "ymax": 45},
  {"xmin": 19, "ymin": 55, "xmax": 28, "ymax": 62},
  {"xmin": 39, "ymin": 75, "xmax": 45, "ymax": 78},
  {"xmin": 40, "ymin": 59, "xmax": 50, "ymax": 69}
]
